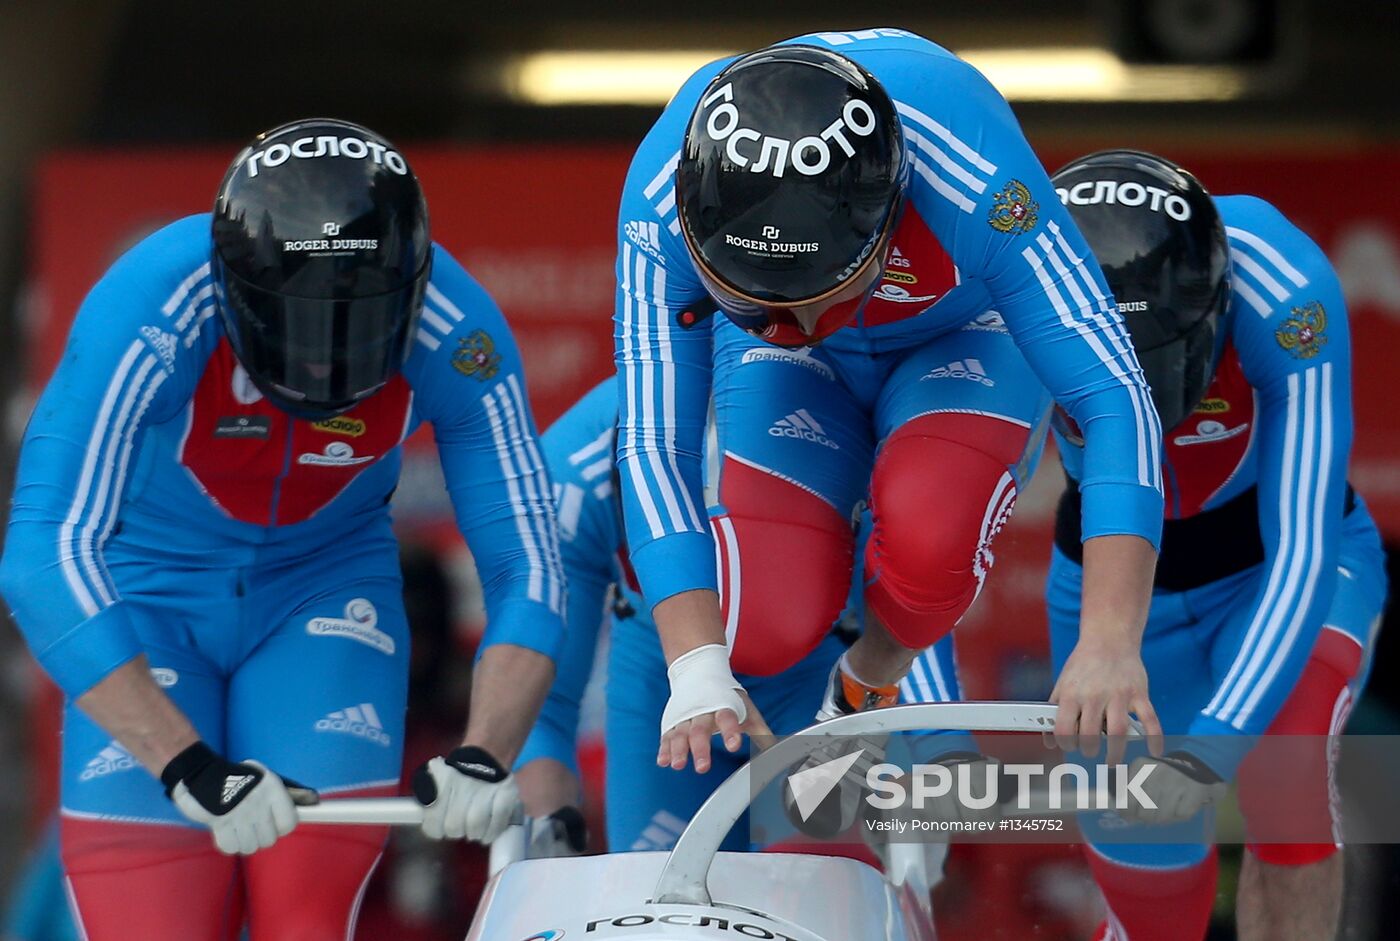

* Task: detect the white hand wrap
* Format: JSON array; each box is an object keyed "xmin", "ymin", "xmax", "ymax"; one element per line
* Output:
[{"xmin": 660, "ymin": 643, "xmax": 746, "ymax": 736}]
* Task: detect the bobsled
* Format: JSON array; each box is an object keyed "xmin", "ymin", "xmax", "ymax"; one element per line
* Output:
[{"xmin": 300, "ymin": 702, "xmax": 1072, "ymax": 941}]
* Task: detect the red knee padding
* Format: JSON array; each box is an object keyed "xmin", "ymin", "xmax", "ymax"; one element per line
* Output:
[
  {"xmin": 62, "ymin": 817, "xmax": 242, "ymax": 941},
  {"xmin": 864, "ymin": 414, "xmax": 1028, "ymax": 648},
  {"xmin": 715, "ymin": 455, "xmax": 853, "ymax": 676},
  {"xmin": 1240, "ymin": 628, "xmax": 1361, "ymax": 866},
  {"xmin": 1087, "ymin": 847, "xmax": 1218, "ymax": 941}
]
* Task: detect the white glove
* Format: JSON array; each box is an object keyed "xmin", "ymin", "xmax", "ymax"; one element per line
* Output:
[
  {"xmin": 1119, "ymin": 752, "xmax": 1227, "ymax": 824},
  {"xmin": 162, "ymin": 742, "xmax": 318, "ymax": 856},
  {"xmin": 528, "ymin": 806, "xmax": 588, "ymax": 857},
  {"xmin": 914, "ymin": 754, "xmax": 1003, "ymax": 825},
  {"xmin": 413, "ymin": 746, "xmax": 521, "ymax": 843},
  {"xmin": 660, "ymin": 643, "xmax": 747, "ymax": 735}
]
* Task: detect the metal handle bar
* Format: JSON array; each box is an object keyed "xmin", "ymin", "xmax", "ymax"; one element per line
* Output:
[
  {"xmin": 652, "ymin": 701, "xmax": 1141, "ymax": 906},
  {"xmin": 295, "ymin": 797, "xmax": 528, "ymax": 838},
  {"xmin": 296, "ymin": 796, "xmax": 426, "ymax": 825}
]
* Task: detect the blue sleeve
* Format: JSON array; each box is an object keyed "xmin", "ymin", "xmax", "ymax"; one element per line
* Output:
[
  {"xmin": 613, "ymin": 61, "xmax": 730, "ymax": 609},
  {"xmin": 1189, "ymin": 198, "xmax": 1353, "ymax": 770},
  {"xmin": 408, "ymin": 246, "xmax": 567, "ymax": 660},
  {"xmin": 0, "ymin": 215, "xmax": 216, "ymax": 698},
  {"xmin": 891, "ymin": 50, "xmax": 1164, "ymax": 547},
  {"xmin": 517, "ymin": 382, "xmax": 620, "ymax": 772}
]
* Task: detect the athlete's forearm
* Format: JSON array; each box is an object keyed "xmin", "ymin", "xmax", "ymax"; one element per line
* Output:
[
  {"xmin": 75, "ymin": 656, "xmax": 200, "ymax": 775},
  {"xmin": 461, "ymin": 643, "xmax": 555, "ymax": 767},
  {"xmin": 514, "ymin": 757, "xmax": 581, "ymax": 817},
  {"xmin": 652, "ymin": 588, "xmax": 727, "ymax": 665},
  {"xmin": 1078, "ymin": 534, "xmax": 1157, "ymax": 649}
]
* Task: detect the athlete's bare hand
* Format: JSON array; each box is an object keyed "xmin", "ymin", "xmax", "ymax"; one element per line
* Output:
[
  {"xmin": 1051, "ymin": 640, "xmax": 1163, "ymax": 766},
  {"xmin": 658, "ymin": 690, "xmax": 772, "ymax": 774}
]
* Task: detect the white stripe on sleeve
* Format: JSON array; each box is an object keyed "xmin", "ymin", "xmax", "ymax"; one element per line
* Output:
[
  {"xmin": 1230, "ymin": 364, "xmax": 1334, "ymax": 728},
  {"xmin": 1225, "ymin": 227, "xmax": 1309, "ymax": 288},
  {"xmin": 1206, "ymin": 368, "xmax": 1330, "ymax": 726},
  {"xmin": 481, "ymin": 389, "xmax": 544, "ymax": 604},
  {"xmin": 1022, "ymin": 240, "xmax": 1153, "ymax": 490},
  {"xmin": 58, "ymin": 342, "xmax": 145, "ymax": 616},
  {"xmin": 504, "ymin": 374, "xmax": 567, "ymax": 614},
  {"xmin": 619, "ymin": 245, "xmax": 667, "ymax": 539}
]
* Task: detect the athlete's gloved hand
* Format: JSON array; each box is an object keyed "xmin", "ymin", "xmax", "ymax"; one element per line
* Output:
[
  {"xmin": 915, "ymin": 753, "xmax": 1004, "ymax": 825},
  {"xmin": 413, "ymin": 746, "xmax": 521, "ymax": 843},
  {"xmin": 1119, "ymin": 752, "xmax": 1227, "ymax": 824},
  {"xmin": 161, "ymin": 741, "xmax": 319, "ymax": 856},
  {"xmin": 529, "ymin": 805, "xmax": 588, "ymax": 857},
  {"xmin": 659, "ymin": 644, "xmax": 771, "ymax": 773}
]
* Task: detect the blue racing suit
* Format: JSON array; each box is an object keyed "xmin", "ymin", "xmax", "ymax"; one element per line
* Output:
[
  {"xmin": 1041, "ymin": 196, "xmax": 1385, "ymax": 867},
  {"xmin": 614, "ymin": 27, "xmax": 1164, "ymax": 620},
  {"xmin": 0, "ymin": 214, "xmax": 566, "ymax": 826}
]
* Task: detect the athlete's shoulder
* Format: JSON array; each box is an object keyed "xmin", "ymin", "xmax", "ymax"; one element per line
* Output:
[
  {"xmin": 784, "ymin": 26, "xmax": 952, "ymax": 55},
  {"xmin": 87, "ymin": 213, "xmax": 214, "ymax": 318},
  {"xmin": 619, "ymin": 54, "xmax": 733, "ymax": 264},
  {"xmin": 805, "ymin": 29, "xmax": 1040, "ymax": 263},
  {"xmin": 1218, "ymin": 195, "xmax": 1346, "ymax": 370},
  {"xmin": 70, "ymin": 213, "xmax": 222, "ymax": 368},
  {"xmin": 405, "ymin": 243, "xmax": 520, "ymax": 374},
  {"xmin": 801, "ymin": 27, "xmax": 1002, "ymax": 110}
]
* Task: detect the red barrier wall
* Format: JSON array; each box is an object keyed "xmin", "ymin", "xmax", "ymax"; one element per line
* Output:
[{"xmin": 23, "ymin": 145, "xmax": 1400, "ymax": 836}]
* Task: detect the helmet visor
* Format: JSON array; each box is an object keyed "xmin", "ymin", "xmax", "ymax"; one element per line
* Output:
[{"xmin": 218, "ymin": 263, "xmax": 426, "ymax": 414}]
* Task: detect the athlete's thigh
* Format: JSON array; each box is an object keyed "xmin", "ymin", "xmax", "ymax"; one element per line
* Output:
[
  {"xmin": 876, "ymin": 320, "xmax": 1051, "ymax": 477},
  {"xmin": 230, "ymin": 551, "xmax": 408, "ymax": 940},
  {"xmin": 712, "ymin": 318, "xmax": 874, "ymax": 515},
  {"xmin": 227, "ymin": 569, "xmax": 409, "ymax": 794},
  {"xmin": 604, "ymin": 612, "xmax": 748, "ymax": 852},
  {"xmin": 710, "ymin": 324, "xmax": 876, "ymax": 673},
  {"xmin": 744, "ymin": 632, "xmax": 846, "ymax": 736}
]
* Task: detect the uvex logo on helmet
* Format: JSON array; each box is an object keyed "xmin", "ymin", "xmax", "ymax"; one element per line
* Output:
[
  {"xmin": 242, "ymin": 134, "xmax": 410, "ymax": 178},
  {"xmin": 700, "ymin": 81, "xmax": 881, "ymax": 178}
]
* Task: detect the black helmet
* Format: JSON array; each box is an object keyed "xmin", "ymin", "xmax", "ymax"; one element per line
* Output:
[
  {"xmin": 677, "ymin": 45, "xmax": 907, "ymax": 348},
  {"xmin": 212, "ymin": 117, "xmax": 431, "ymax": 418},
  {"xmin": 1051, "ymin": 149, "xmax": 1229, "ymax": 433}
]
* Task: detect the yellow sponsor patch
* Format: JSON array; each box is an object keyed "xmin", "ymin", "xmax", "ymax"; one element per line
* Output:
[
  {"xmin": 312, "ymin": 416, "xmax": 366, "ymax": 437},
  {"xmin": 1193, "ymin": 398, "xmax": 1230, "ymax": 415}
]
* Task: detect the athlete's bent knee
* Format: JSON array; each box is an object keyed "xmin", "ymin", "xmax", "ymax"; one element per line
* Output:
[
  {"xmin": 865, "ymin": 414, "xmax": 1027, "ymax": 648},
  {"xmin": 1240, "ymin": 629, "xmax": 1361, "ymax": 867},
  {"xmin": 715, "ymin": 455, "xmax": 852, "ymax": 676}
]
